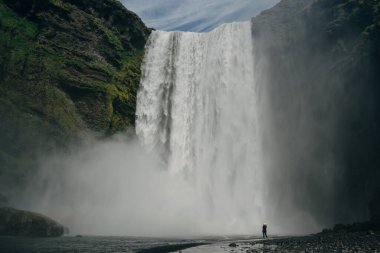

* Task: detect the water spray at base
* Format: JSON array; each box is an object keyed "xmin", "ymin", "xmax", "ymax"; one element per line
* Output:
[{"xmin": 21, "ymin": 21, "xmax": 322, "ymax": 236}]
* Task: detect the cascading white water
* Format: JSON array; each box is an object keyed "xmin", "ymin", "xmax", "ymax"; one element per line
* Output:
[{"xmin": 136, "ymin": 21, "xmax": 265, "ymax": 233}]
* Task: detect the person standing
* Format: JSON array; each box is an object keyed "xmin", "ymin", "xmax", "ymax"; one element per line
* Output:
[{"xmin": 262, "ymin": 223, "xmax": 268, "ymax": 238}]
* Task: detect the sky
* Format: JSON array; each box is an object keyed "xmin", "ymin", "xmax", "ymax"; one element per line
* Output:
[{"xmin": 121, "ymin": 0, "xmax": 280, "ymax": 32}]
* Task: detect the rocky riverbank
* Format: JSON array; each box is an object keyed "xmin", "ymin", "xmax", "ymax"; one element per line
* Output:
[{"xmin": 223, "ymin": 232, "xmax": 380, "ymax": 253}]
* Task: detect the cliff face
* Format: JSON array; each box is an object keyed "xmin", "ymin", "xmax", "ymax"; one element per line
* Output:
[
  {"xmin": 252, "ymin": 0, "xmax": 380, "ymax": 226},
  {"xmin": 0, "ymin": 0, "xmax": 150, "ymax": 192}
]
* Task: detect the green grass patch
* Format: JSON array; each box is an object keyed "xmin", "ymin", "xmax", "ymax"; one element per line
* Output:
[
  {"xmin": 49, "ymin": 0, "xmax": 75, "ymax": 11},
  {"xmin": 93, "ymin": 17, "xmax": 124, "ymax": 54}
]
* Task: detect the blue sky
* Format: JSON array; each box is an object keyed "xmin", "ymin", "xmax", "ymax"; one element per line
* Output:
[{"xmin": 121, "ymin": 0, "xmax": 280, "ymax": 32}]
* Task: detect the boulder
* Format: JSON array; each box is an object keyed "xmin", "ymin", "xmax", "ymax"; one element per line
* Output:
[{"xmin": 0, "ymin": 207, "xmax": 65, "ymax": 237}]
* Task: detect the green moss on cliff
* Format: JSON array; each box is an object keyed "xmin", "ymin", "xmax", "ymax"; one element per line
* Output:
[
  {"xmin": 0, "ymin": 0, "xmax": 150, "ymax": 193},
  {"xmin": 98, "ymin": 21, "xmax": 124, "ymax": 54},
  {"xmin": 0, "ymin": 2, "xmax": 37, "ymax": 37},
  {"xmin": 0, "ymin": 0, "xmax": 84, "ymax": 136}
]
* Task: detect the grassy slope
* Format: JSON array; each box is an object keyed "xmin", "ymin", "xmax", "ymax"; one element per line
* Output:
[{"xmin": 0, "ymin": 0, "xmax": 150, "ymax": 193}]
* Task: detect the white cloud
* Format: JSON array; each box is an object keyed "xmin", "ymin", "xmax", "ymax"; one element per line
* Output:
[{"xmin": 122, "ymin": 0, "xmax": 280, "ymax": 32}]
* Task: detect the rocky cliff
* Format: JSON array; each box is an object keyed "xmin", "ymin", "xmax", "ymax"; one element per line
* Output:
[
  {"xmin": 252, "ymin": 0, "xmax": 380, "ymax": 226},
  {"xmin": 0, "ymin": 0, "xmax": 150, "ymax": 192}
]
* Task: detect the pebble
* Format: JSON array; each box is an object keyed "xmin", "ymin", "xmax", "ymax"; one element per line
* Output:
[{"xmin": 229, "ymin": 232, "xmax": 380, "ymax": 253}]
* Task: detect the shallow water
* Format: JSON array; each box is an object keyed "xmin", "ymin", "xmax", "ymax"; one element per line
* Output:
[
  {"xmin": 0, "ymin": 236, "xmax": 207, "ymax": 253},
  {"xmin": 0, "ymin": 235, "xmax": 267, "ymax": 253}
]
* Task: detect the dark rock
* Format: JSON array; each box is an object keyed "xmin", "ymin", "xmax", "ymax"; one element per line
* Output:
[
  {"xmin": 243, "ymin": 232, "xmax": 380, "ymax": 252},
  {"xmin": 252, "ymin": 0, "xmax": 380, "ymax": 224},
  {"xmin": 320, "ymin": 228, "xmax": 333, "ymax": 234},
  {"xmin": 0, "ymin": 207, "xmax": 65, "ymax": 237},
  {"xmin": 229, "ymin": 242, "xmax": 238, "ymax": 247},
  {"xmin": 369, "ymin": 189, "xmax": 380, "ymax": 225},
  {"xmin": 332, "ymin": 222, "xmax": 373, "ymax": 233},
  {"xmin": 319, "ymin": 221, "xmax": 378, "ymax": 235},
  {"xmin": 333, "ymin": 224, "xmax": 349, "ymax": 232}
]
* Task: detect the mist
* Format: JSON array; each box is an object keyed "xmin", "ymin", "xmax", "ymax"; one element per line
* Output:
[
  {"xmin": 7, "ymin": 0, "xmax": 379, "ymax": 238},
  {"xmin": 11, "ymin": 136, "xmax": 249, "ymax": 236},
  {"xmin": 16, "ymin": 135, "xmax": 220, "ymax": 236},
  {"xmin": 13, "ymin": 19, "xmax": 331, "ymax": 237},
  {"xmin": 16, "ymin": 134, "xmax": 320, "ymax": 236},
  {"xmin": 13, "ymin": 20, "xmax": 325, "ymax": 237}
]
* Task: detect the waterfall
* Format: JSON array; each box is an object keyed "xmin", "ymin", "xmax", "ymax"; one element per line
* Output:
[
  {"xmin": 23, "ymin": 21, "xmax": 325, "ymax": 236},
  {"xmin": 136, "ymin": 21, "xmax": 265, "ymax": 232}
]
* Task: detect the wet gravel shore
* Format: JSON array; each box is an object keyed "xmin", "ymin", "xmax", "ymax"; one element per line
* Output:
[
  {"xmin": 227, "ymin": 232, "xmax": 380, "ymax": 253},
  {"xmin": 136, "ymin": 243, "xmax": 208, "ymax": 253}
]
